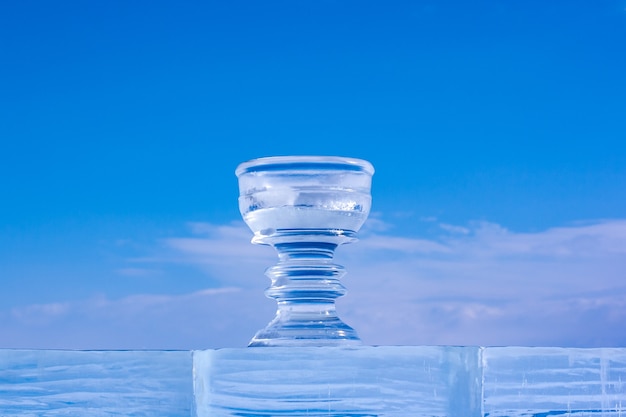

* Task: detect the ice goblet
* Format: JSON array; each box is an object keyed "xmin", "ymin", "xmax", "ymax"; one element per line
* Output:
[{"xmin": 236, "ymin": 155, "xmax": 374, "ymax": 347}]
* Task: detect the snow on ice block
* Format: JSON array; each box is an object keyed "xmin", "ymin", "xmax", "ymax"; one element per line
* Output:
[
  {"xmin": 482, "ymin": 347, "xmax": 626, "ymax": 417},
  {"xmin": 193, "ymin": 345, "xmax": 483, "ymax": 417},
  {"xmin": 0, "ymin": 349, "xmax": 194, "ymax": 416}
]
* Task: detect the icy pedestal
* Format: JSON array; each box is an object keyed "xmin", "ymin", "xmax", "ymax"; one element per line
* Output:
[
  {"xmin": 1, "ymin": 347, "xmax": 626, "ymax": 416},
  {"xmin": 193, "ymin": 346, "xmax": 482, "ymax": 417}
]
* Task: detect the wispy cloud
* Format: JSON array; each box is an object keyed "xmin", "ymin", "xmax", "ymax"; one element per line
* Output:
[
  {"xmin": 160, "ymin": 221, "xmax": 275, "ymax": 286},
  {"xmin": 10, "ymin": 302, "xmax": 70, "ymax": 325},
  {"xmin": 2, "ymin": 218, "xmax": 625, "ymax": 349},
  {"xmin": 339, "ymin": 219, "xmax": 626, "ymax": 347},
  {"xmin": 3, "ymin": 287, "xmax": 262, "ymax": 349}
]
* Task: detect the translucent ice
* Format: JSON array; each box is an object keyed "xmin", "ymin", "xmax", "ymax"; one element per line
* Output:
[
  {"xmin": 193, "ymin": 346, "xmax": 483, "ymax": 417},
  {"xmin": 482, "ymin": 347, "xmax": 626, "ymax": 417},
  {"xmin": 0, "ymin": 349, "xmax": 193, "ymax": 416},
  {"xmin": 2, "ymin": 346, "xmax": 626, "ymax": 416}
]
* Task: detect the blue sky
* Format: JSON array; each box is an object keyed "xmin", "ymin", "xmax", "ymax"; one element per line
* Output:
[{"xmin": 1, "ymin": 0, "xmax": 625, "ymax": 349}]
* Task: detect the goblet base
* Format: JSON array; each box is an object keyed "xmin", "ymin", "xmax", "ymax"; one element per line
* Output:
[{"xmin": 249, "ymin": 317, "xmax": 361, "ymax": 347}]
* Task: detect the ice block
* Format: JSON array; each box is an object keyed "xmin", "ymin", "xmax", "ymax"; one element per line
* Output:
[{"xmin": 0, "ymin": 349, "xmax": 193, "ymax": 416}]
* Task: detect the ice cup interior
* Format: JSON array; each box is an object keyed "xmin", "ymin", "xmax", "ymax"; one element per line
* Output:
[{"xmin": 236, "ymin": 156, "xmax": 374, "ymax": 236}]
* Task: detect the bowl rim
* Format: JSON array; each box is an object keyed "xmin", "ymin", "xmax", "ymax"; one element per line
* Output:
[{"xmin": 235, "ymin": 155, "xmax": 375, "ymax": 177}]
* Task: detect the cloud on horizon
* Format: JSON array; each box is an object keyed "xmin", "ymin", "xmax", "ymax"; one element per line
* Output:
[{"xmin": 2, "ymin": 218, "xmax": 625, "ymax": 349}]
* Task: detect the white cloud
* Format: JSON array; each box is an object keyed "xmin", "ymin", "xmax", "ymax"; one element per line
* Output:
[
  {"xmin": 2, "ymin": 287, "xmax": 266, "ymax": 350},
  {"xmin": 160, "ymin": 222, "xmax": 275, "ymax": 287},
  {"xmin": 2, "ymin": 218, "xmax": 625, "ymax": 349},
  {"xmin": 150, "ymin": 218, "xmax": 626, "ymax": 347},
  {"xmin": 10, "ymin": 302, "xmax": 70, "ymax": 325},
  {"xmin": 338, "ymin": 219, "xmax": 626, "ymax": 347},
  {"xmin": 439, "ymin": 223, "xmax": 470, "ymax": 234}
]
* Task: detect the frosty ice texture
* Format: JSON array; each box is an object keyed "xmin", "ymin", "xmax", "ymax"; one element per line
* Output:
[
  {"xmin": 244, "ymin": 206, "xmax": 368, "ymax": 239},
  {"xmin": 194, "ymin": 346, "xmax": 483, "ymax": 417},
  {"xmin": 0, "ymin": 349, "xmax": 193, "ymax": 416},
  {"xmin": 482, "ymin": 347, "xmax": 626, "ymax": 417},
  {"xmin": 194, "ymin": 346, "xmax": 626, "ymax": 416},
  {"xmin": 236, "ymin": 156, "xmax": 373, "ymax": 239},
  {"xmin": 2, "ymin": 346, "xmax": 626, "ymax": 416}
]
